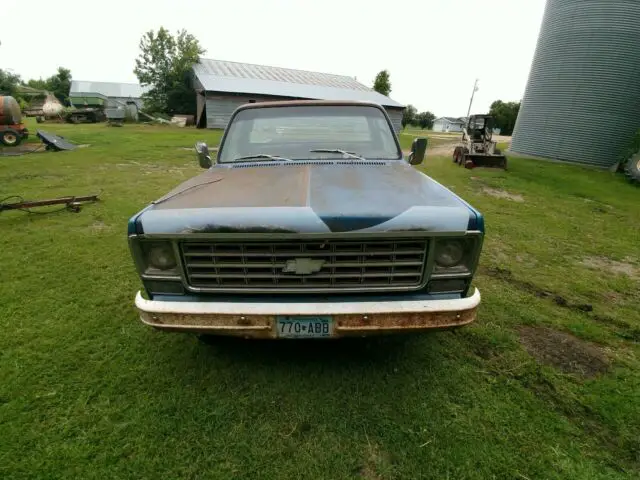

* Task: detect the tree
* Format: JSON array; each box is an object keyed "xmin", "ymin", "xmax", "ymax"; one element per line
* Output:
[
  {"xmin": 25, "ymin": 67, "xmax": 72, "ymax": 104},
  {"xmin": 134, "ymin": 27, "xmax": 205, "ymax": 115},
  {"xmin": 0, "ymin": 69, "xmax": 22, "ymax": 97},
  {"xmin": 415, "ymin": 111, "xmax": 435, "ymax": 130},
  {"xmin": 372, "ymin": 70, "xmax": 391, "ymax": 96},
  {"xmin": 401, "ymin": 104, "xmax": 417, "ymax": 129},
  {"xmin": 47, "ymin": 67, "xmax": 72, "ymax": 104},
  {"xmin": 26, "ymin": 78, "xmax": 48, "ymax": 91},
  {"xmin": 489, "ymin": 100, "xmax": 521, "ymax": 136}
]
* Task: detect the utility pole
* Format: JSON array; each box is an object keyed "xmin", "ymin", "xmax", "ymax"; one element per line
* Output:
[{"xmin": 466, "ymin": 78, "xmax": 479, "ymax": 118}]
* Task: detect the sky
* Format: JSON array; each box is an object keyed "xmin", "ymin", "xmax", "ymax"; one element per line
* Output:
[{"xmin": 1, "ymin": 0, "xmax": 546, "ymax": 117}]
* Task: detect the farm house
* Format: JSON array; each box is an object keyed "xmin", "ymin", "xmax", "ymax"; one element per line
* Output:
[
  {"xmin": 192, "ymin": 59, "xmax": 405, "ymax": 132},
  {"xmin": 432, "ymin": 117, "xmax": 466, "ymax": 133}
]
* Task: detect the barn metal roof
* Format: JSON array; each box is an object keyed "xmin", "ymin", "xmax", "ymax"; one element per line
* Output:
[
  {"xmin": 193, "ymin": 59, "xmax": 404, "ymax": 108},
  {"xmin": 70, "ymin": 81, "xmax": 148, "ymax": 99}
]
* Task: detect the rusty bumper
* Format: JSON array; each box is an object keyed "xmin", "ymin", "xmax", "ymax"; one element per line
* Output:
[{"xmin": 135, "ymin": 289, "xmax": 481, "ymax": 338}]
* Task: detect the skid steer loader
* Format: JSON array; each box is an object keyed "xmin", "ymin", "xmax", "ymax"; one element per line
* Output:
[{"xmin": 453, "ymin": 115, "xmax": 507, "ymax": 169}]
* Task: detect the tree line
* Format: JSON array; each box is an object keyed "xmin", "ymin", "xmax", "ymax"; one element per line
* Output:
[
  {"xmin": 2, "ymin": 36, "xmax": 521, "ymax": 131},
  {"xmin": 488, "ymin": 100, "xmax": 520, "ymax": 136},
  {"xmin": 0, "ymin": 67, "xmax": 72, "ymax": 108},
  {"xmin": 401, "ymin": 105, "xmax": 435, "ymax": 130},
  {"xmin": 372, "ymin": 70, "xmax": 521, "ymax": 134}
]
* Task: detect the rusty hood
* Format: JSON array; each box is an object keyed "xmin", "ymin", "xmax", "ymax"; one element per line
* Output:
[{"xmin": 134, "ymin": 161, "xmax": 481, "ymax": 234}]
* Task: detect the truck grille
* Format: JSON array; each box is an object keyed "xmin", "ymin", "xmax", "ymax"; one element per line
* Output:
[{"xmin": 181, "ymin": 239, "xmax": 429, "ymax": 292}]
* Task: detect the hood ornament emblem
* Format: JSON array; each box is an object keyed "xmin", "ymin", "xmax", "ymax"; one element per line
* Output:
[{"xmin": 282, "ymin": 258, "xmax": 325, "ymax": 275}]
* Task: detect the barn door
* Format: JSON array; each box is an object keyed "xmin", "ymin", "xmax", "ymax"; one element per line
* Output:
[{"xmin": 196, "ymin": 91, "xmax": 206, "ymax": 128}]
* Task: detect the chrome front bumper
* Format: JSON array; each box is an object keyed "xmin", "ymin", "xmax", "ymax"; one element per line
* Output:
[{"xmin": 135, "ymin": 288, "xmax": 481, "ymax": 338}]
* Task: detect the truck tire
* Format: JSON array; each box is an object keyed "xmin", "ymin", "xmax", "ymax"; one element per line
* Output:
[
  {"xmin": 625, "ymin": 152, "xmax": 640, "ymax": 185},
  {"xmin": 453, "ymin": 147, "xmax": 462, "ymax": 164},
  {"xmin": 460, "ymin": 148, "xmax": 469, "ymax": 167},
  {"xmin": 1, "ymin": 129, "xmax": 22, "ymax": 147}
]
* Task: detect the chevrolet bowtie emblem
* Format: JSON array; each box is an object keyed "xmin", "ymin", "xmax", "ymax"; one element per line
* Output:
[{"xmin": 282, "ymin": 258, "xmax": 325, "ymax": 275}]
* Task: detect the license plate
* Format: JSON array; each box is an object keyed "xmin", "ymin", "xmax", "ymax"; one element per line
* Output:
[{"xmin": 276, "ymin": 316, "xmax": 333, "ymax": 338}]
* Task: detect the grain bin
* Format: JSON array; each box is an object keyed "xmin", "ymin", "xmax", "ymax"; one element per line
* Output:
[{"xmin": 511, "ymin": 0, "xmax": 640, "ymax": 168}]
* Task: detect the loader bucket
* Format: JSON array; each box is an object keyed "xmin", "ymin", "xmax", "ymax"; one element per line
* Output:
[{"xmin": 465, "ymin": 154, "xmax": 508, "ymax": 170}]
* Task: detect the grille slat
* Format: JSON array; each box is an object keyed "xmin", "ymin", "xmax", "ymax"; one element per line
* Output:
[
  {"xmin": 189, "ymin": 272, "xmax": 421, "ymax": 279},
  {"xmin": 183, "ymin": 249, "xmax": 426, "ymax": 257},
  {"xmin": 181, "ymin": 239, "xmax": 428, "ymax": 292},
  {"xmin": 187, "ymin": 261, "xmax": 422, "ymax": 269}
]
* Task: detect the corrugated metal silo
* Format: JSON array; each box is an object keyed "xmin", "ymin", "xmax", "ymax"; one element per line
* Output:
[{"xmin": 511, "ymin": 0, "xmax": 640, "ymax": 168}]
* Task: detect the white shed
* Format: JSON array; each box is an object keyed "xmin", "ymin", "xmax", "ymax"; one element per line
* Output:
[{"xmin": 433, "ymin": 117, "xmax": 466, "ymax": 133}]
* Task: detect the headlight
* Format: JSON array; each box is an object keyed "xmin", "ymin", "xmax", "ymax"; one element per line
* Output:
[
  {"xmin": 432, "ymin": 237, "xmax": 481, "ymax": 276},
  {"xmin": 435, "ymin": 239, "xmax": 465, "ymax": 268},
  {"xmin": 138, "ymin": 241, "xmax": 178, "ymax": 275},
  {"xmin": 147, "ymin": 244, "xmax": 177, "ymax": 270}
]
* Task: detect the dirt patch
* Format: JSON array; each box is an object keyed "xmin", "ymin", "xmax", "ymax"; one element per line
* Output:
[
  {"xmin": 493, "ymin": 134, "xmax": 512, "ymax": 144},
  {"xmin": 427, "ymin": 144, "xmax": 457, "ymax": 157},
  {"xmin": 582, "ymin": 256, "xmax": 639, "ymax": 279},
  {"xmin": 482, "ymin": 187, "xmax": 524, "ymax": 202},
  {"xmin": 515, "ymin": 253, "xmax": 537, "ymax": 266},
  {"xmin": 484, "ymin": 266, "xmax": 640, "ymax": 340},
  {"xmin": 428, "ymin": 134, "xmax": 460, "ymax": 140},
  {"xmin": 458, "ymin": 331, "xmax": 498, "ymax": 360},
  {"xmin": 483, "ymin": 267, "xmax": 593, "ymax": 312},
  {"xmin": 518, "ymin": 326, "xmax": 608, "ymax": 377},
  {"xmin": 592, "ymin": 315, "xmax": 640, "ymax": 342},
  {"xmin": 90, "ymin": 221, "xmax": 111, "ymax": 234},
  {"xmin": 3, "ymin": 173, "xmax": 64, "ymax": 181},
  {"xmin": 403, "ymin": 143, "xmax": 457, "ymax": 158},
  {"xmin": 0, "ymin": 144, "xmax": 46, "ymax": 156},
  {"xmin": 601, "ymin": 292, "xmax": 623, "ymax": 304},
  {"xmin": 358, "ymin": 442, "xmax": 393, "ymax": 480}
]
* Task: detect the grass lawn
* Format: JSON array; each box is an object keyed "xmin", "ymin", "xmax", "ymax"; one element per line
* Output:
[
  {"xmin": 398, "ymin": 129, "xmax": 460, "ymax": 151},
  {"xmin": 1, "ymin": 119, "xmax": 639, "ymax": 479}
]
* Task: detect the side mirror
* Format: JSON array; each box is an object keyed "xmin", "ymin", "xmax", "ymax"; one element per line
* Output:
[
  {"xmin": 195, "ymin": 141, "xmax": 212, "ymax": 169},
  {"xmin": 408, "ymin": 138, "xmax": 428, "ymax": 165}
]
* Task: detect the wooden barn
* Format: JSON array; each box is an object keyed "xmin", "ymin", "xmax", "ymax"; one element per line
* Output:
[{"xmin": 192, "ymin": 59, "xmax": 404, "ymax": 132}]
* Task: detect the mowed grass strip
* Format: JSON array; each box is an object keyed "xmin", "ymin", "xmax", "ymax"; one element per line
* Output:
[{"xmin": 0, "ymin": 120, "xmax": 638, "ymax": 479}]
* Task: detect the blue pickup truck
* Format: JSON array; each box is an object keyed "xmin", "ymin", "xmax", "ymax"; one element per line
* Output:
[{"xmin": 128, "ymin": 100, "xmax": 483, "ymax": 339}]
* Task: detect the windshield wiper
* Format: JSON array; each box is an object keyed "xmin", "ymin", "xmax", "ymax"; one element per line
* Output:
[
  {"xmin": 309, "ymin": 149, "xmax": 366, "ymax": 161},
  {"xmin": 233, "ymin": 154, "xmax": 292, "ymax": 162}
]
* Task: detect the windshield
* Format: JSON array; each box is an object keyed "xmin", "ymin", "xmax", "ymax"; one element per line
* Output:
[
  {"xmin": 218, "ymin": 105, "xmax": 402, "ymax": 162},
  {"xmin": 471, "ymin": 117, "xmax": 486, "ymax": 128}
]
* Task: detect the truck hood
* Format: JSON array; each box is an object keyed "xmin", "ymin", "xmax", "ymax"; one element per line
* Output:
[{"xmin": 135, "ymin": 162, "xmax": 480, "ymax": 234}]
